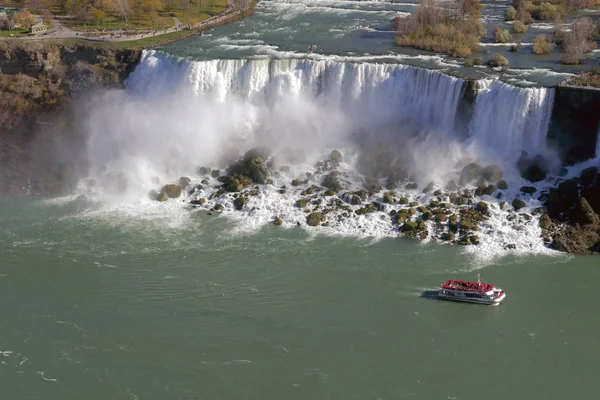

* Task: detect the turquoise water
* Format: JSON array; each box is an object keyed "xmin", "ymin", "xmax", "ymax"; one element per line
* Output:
[{"xmin": 1, "ymin": 196, "xmax": 599, "ymax": 399}]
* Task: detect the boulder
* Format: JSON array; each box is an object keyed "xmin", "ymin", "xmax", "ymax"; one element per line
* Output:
[
  {"xmin": 292, "ymin": 178, "xmax": 309, "ymax": 186},
  {"xmin": 243, "ymin": 147, "xmax": 271, "ymax": 162},
  {"xmin": 518, "ymin": 154, "xmax": 548, "ymax": 183},
  {"xmin": 399, "ymin": 197, "xmax": 409, "ymax": 205},
  {"xmin": 330, "ymin": 149, "xmax": 343, "ymax": 163},
  {"xmin": 341, "ymin": 193, "xmax": 362, "ymax": 205},
  {"xmin": 441, "ymin": 232, "xmax": 456, "ymax": 241},
  {"xmin": 211, "ymin": 170, "xmax": 221, "ymax": 178},
  {"xmin": 481, "ymin": 165, "xmax": 503, "ymax": 182},
  {"xmin": 226, "ymin": 183, "xmax": 243, "ymax": 192},
  {"xmin": 273, "ymin": 217, "xmax": 283, "ymax": 226},
  {"xmin": 213, "ymin": 204, "xmax": 224, "ymax": 211},
  {"xmin": 402, "ymin": 221, "xmax": 418, "ymax": 232},
  {"xmin": 296, "ymin": 199, "xmax": 308, "ymax": 208},
  {"xmin": 579, "ymin": 167, "xmax": 598, "ymax": 187},
  {"xmin": 201, "ymin": 179, "xmax": 209, "ymax": 185},
  {"xmin": 307, "ymin": 212, "xmax": 325, "ymax": 226},
  {"xmin": 459, "ymin": 162, "xmax": 482, "ymax": 184},
  {"xmin": 497, "ymin": 180, "xmax": 508, "ymax": 190},
  {"xmin": 161, "ymin": 184, "xmax": 183, "ymax": 198},
  {"xmin": 197, "ymin": 167, "xmax": 210, "ymax": 176},
  {"xmin": 422, "ymin": 182, "xmax": 435, "ymax": 193},
  {"xmin": 179, "ymin": 177, "xmax": 191, "ymax": 188},
  {"xmin": 190, "ymin": 198, "xmax": 206, "ymax": 206},
  {"xmin": 575, "ymin": 198, "xmax": 600, "ymax": 226},
  {"xmin": 539, "ymin": 213, "xmax": 552, "ymax": 230},
  {"xmin": 512, "ymin": 198, "xmax": 527, "ymax": 210},
  {"xmin": 483, "ymin": 185, "xmax": 497, "ymax": 195},
  {"xmin": 157, "ymin": 191, "xmax": 168, "ymax": 202},
  {"xmin": 321, "ymin": 171, "xmax": 343, "ymax": 191},
  {"xmin": 383, "ymin": 193, "xmax": 394, "ymax": 204},
  {"xmin": 234, "ymin": 196, "xmax": 247, "ymax": 211},
  {"xmin": 520, "ymin": 186, "xmax": 537, "ymax": 194},
  {"xmin": 476, "ymin": 201, "xmax": 489, "ymax": 214}
]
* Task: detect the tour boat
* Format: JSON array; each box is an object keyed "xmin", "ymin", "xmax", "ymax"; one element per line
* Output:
[{"xmin": 438, "ymin": 274, "xmax": 506, "ymax": 305}]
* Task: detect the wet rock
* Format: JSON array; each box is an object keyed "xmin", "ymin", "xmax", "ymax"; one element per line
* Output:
[
  {"xmin": 292, "ymin": 178, "xmax": 309, "ymax": 186},
  {"xmin": 459, "ymin": 162, "xmax": 482, "ymax": 184},
  {"xmin": 481, "ymin": 165, "xmax": 503, "ymax": 182},
  {"xmin": 483, "ymin": 185, "xmax": 497, "ymax": 195},
  {"xmin": 211, "ymin": 170, "xmax": 221, "ymax": 178},
  {"xmin": 476, "ymin": 201, "xmax": 489, "ymax": 214},
  {"xmin": 520, "ymin": 186, "xmax": 537, "ymax": 194},
  {"xmin": 579, "ymin": 167, "xmax": 598, "ymax": 186},
  {"xmin": 179, "ymin": 177, "xmax": 191, "ymax": 188},
  {"xmin": 470, "ymin": 235, "xmax": 480, "ymax": 245},
  {"xmin": 197, "ymin": 166, "xmax": 211, "ymax": 176},
  {"xmin": 266, "ymin": 179, "xmax": 274, "ymax": 185},
  {"xmin": 161, "ymin": 184, "xmax": 183, "ymax": 198},
  {"xmin": 405, "ymin": 183, "xmax": 418, "ymax": 190},
  {"xmin": 321, "ymin": 171, "xmax": 342, "ymax": 191},
  {"xmin": 213, "ymin": 204, "xmax": 224, "ymax": 211},
  {"xmin": 399, "ymin": 197, "xmax": 409, "ymax": 204},
  {"xmin": 307, "ymin": 212, "xmax": 325, "ymax": 226},
  {"xmin": 386, "ymin": 182, "xmax": 397, "ymax": 190},
  {"xmin": 518, "ymin": 154, "xmax": 548, "ymax": 183},
  {"xmin": 497, "ymin": 180, "xmax": 508, "ymax": 190},
  {"xmin": 409, "ymin": 201, "xmax": 419, "ymax": 207},
  {"xmin": 324, "ymin": 190, "xmax": 336, "ymax": 196},
  {"xmin": 226, "ymin": 183, "xmax": 243, "ymax": 192},
  {"xmin": 330, "ymin": 149, "xmax": 343, "ymax": 163},
  {"xmin": 422, "ymin": 182, "xmax": 435, "ymax": 193},
  {"xmin": 441, "ymin": 232, "xmax": 456, "ymax": 241},
  {"xmin": 273, "ymin": 217, "xmax": 283, "ymax": 226},
  {"xmin": 157, "ymin": 191, "xmax": 168, "ymax": 202},
  {"xmin": 340, "ymin": 192, "xmax": 362, "ymax": 205},
  {"xmin": 383, "ymin": 193, "xmax": 394, "ymax": 204},
  {"xmin": 575, "ymin": 198, "xmax": 600, "ymax": 226},
  {"xmin": 296, "ymin": 199, "xmax": 308, "ymax": 208},
  {"xmin": 539, "ymin": 213, "xmax": 552, "ymax": 230},
  {"xmin": 475, "ymin": 183, "xmax": 486, "ymax": 196},
  {"xmin": 512, "ymin": 198, "xmax": 527, "ymax": 210},
  {"xmin": 402, "ymin": 221, "xmax": 418, "ymax": 232},
  {"xmin": 243, "ymin": 147, "xmax": 271, "ymax": 162},
  {"xmin": 201, "ymin": 179, "xmax": 209, "ymax": 185},
  {"xmin": 234, "ymin": 196, "xmax": 247, "ymax": 211}
]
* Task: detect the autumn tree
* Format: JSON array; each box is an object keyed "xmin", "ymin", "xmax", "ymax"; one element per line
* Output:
[
  {"xmin": 16, "ymin": 9, "xmax": 36, "ymax": 29},
  {"xmin": 561, "ymin": 17, "xmax": 598, "ymax": 64}
]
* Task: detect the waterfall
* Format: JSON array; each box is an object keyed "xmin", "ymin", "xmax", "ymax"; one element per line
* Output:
[
  {"xmin": 469, "ymin": 79, "xmax": 555, "ymax": 160},
  {"xmin": 126, "ymin": 50, "xmax": 465, "ymax": 134},
  {"xmin": 125, "ymin": 50, "xmax": 557, "ymax": 161}
]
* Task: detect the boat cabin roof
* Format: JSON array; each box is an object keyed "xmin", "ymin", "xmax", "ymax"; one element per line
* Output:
[{"xmin": 441, "ymin": 280, "xmax": 495, "ymax": 293}]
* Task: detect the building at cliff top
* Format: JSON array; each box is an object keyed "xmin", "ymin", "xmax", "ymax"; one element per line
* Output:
[{"xmin": 30, "ymin": 22, "xmax": 48, "ymax": 34}]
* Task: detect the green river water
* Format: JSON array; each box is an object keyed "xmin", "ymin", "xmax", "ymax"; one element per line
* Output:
[{"xmin": 1, "ymin": 196, "xmax": 599, "ymax": 399}]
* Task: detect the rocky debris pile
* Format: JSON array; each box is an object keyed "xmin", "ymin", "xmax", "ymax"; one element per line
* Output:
[
  {"xmin": 543, "ymin": 166, "xmax": 600, "ymax": 254},
  {"xmin": 148, "ymin": 145, "xmax": 598, "ymax": 254}
]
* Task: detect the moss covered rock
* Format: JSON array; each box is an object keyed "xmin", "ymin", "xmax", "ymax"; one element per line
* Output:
[
  {"xmin": 307, "ymin": 212, "xmax": 325, "ymax": 226},
  {"xmin": 234, "ymin": 196, "xmax": 247, "ymax": 211},
  {"xmin": 161, "ymin": 184, "xmax": 183, "ymax": 198},
  {"xmin": 512, "ymin": 198, "xmax": 527, "ymax": 210},
  {"xmin": 157, "ymin": 191, "xmax": 169, "ymax": 202},
  {"xmin": 383, "ymin": 193, "xmax": 394, "ymax": 204}
]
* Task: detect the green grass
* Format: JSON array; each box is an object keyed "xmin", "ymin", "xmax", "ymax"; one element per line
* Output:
[
  {"xmin": 170, "ymin": 0, "xmax": 230, "ymax": 25},
  {"xmin": 0, "ymin": 28, "xmax": 29, "ymax": 37}
]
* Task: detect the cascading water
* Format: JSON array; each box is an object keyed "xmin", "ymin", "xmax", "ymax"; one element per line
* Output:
[
  {"xmin": 469, "ymin": 79, "xmax": 555, "ymax": 160},
  {"xmin": 126, "ymin": 50, "xmax": 466, "ymax": 134},
  {"xmin": 127, "ymin": 50, "xmax": 556, "ymax": 159}
]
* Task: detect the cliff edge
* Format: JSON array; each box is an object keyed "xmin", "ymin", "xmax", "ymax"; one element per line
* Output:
[{"xmin": 0, "ymin": 40, "xmax": 141, "ymax": 196}]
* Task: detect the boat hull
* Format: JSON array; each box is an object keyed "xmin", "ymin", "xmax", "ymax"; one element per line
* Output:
[{"xmin": 438, "ymin": 292, "xmax": 506, "ymax": 305}]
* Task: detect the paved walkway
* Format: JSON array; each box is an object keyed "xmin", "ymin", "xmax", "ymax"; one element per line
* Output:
[{"xmin": 13, "ymin": 3, "xmax": 249, "ymax": 43}]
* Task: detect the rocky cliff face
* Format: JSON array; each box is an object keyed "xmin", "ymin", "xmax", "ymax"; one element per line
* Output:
[
  {"xmin": 547, "ymin": 84, "xmax": 600, "ymax": 166},
  {"xmin": 0, "ymin": 40, "xmax": 141, "ymax": 196}
]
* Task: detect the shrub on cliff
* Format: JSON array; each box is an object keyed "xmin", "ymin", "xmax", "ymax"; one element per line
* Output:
[{"xmin": 532, "ymin": 34, "xmax": 553, "ymax": 54}]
